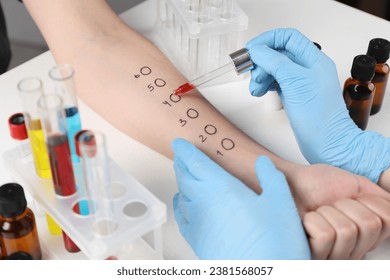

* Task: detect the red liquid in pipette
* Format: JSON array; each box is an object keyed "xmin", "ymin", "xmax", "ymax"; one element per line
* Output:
[{"xmin": 173, "ymin": 83, "xmax": 195, "ymax": 95}]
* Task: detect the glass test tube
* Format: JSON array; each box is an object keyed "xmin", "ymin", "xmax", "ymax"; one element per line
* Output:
[
  {"xmin": 37, "ymin": 94, "xmax": 80, "ymax": 253},
  {"xmin": 49, "ymin": 65, "xmax": 90, "ymax": 214},
  {"xmin": 17, "ymin": 78, "xmax": 62, "ymax": 235},
  {"xmin": 188, "ymin": 0, "xmax": 206, "ymax": 12},
  {"xmin": 49, "ymin": 65, "xmax": 82, "ymax": 163},
  {"xmin": 76, "ymin": 130, "xmax": 117, "ymax": 237},
  {"xmin": 17, "ymin": 78, "xmax": 52, "ymax": 178}
]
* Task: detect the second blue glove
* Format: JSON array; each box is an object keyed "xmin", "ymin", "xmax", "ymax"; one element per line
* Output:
[{"xmin": 172, "ymin": 138, "xmax": 310, "ymax": 260}]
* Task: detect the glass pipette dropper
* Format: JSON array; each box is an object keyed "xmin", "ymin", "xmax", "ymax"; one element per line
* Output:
[{"xmin": 173, "ymin": 48, "xmax": 254, "ymax": 95}]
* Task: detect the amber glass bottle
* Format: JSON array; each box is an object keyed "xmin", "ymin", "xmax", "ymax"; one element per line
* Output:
[
  {"xmin": 367, "ymin": 38, "xmax": 390, "ymax": 115},
  {"xmin": 343, "ymin": 55, "xmax": 376, "ymax": 130},
  {"xmin": 0, "ymin": 183, "xmax": 42, "ymax": 260}
]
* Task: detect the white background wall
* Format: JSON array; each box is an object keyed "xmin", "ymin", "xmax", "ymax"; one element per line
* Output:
[{"xmin": 2, "ymin": 0, "xmax": 145, "ymax": 47}]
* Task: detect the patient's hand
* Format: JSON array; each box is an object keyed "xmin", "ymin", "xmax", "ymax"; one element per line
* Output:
[{"xmin": 286, "ymin": 164, "xmax": 390, "ymax": 259}]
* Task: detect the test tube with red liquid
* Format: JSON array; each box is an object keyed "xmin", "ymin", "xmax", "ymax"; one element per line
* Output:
[{"xmin": 37, "ymin": 94, "xmax": 80, "ymax": 253}]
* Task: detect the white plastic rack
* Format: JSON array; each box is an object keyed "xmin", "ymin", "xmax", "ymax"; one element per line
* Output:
[
  {"xmin": 155, "ymin": 0, "xmax": 248, "ymax": 81},
  {"xmin": 3, "ymin": 146, "xmax": 167, "ymax": 260}
]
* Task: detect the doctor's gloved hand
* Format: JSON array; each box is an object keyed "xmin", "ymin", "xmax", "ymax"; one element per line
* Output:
[
  {"xmin": 246, "ymin": 28, "xmax": 390, "ymax": 184},
  {"xmin": 171, "ymin": 138, "xmax": 310, "ymax": 260}
]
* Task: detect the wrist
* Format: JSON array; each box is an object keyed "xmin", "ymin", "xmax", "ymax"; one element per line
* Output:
[
  {"xmin": 265, "ymin": 154, "xmax": 303, "ymax": 190},
  {"xmin": 378, "ymin": 169, "xmax": 390, "ymax": 192},
  {"xmin": 330, "ymin": 129, "xmax": 390, "ymax": 184},
  {"xmin": 359, "ymin": 131, "xmax": 390, "ymax": 183}
]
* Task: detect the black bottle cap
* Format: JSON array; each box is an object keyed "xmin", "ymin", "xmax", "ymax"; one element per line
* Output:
[
  {"xmin": 367, "ymin": 38, "xmax": 390, "ymax": 63},
  {"xmin": 7, "ymin": 251, "xmax": 33, "ymax": 260},
  {"xmin": 0, "ymin": 183, "xmax": 27, "ymax": 218},
  {"xmin": 351, "ymin": 55, "xmax": 376, "ymax": 81}
]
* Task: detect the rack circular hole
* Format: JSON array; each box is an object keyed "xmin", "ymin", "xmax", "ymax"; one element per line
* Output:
[
  {"xmin": 93, "ymin": 219, "xmax": 118, "ymax": 236},
  {"xmin": 123, "ymin": 201, "xmax": 148, "ymax": 218},
  {"xmin": 219, "ymin": 11, "xmax": 234, "ymax": 20}
]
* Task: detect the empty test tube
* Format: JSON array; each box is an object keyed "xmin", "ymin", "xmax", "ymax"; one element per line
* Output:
[
  {"xmin": 37, "ymin": 94, "xmax": 80, "ymax": 253},
  {"xmin": 211, "ymin": 0, "xmax": 234, "ymax": 18},
  {"xmin": 188, "ymin": 0, "xmax": 209, "ymax": 13},
  {"xmin": 49, "ymin": 65, "xmax": 82, "ymax": 163},
  {"xmin": 76, "ymin": 130, "xmax": 117, "ymax": 238},
  {"xmin": 75, "ymin": 130, "xmax": 118, "ymax": 260}
]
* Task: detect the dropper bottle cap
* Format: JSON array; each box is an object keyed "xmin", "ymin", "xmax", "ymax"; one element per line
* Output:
[
  {"xmin": 0, "ymin": 183, "xmax": 27, "ymax": 218},
  {"xmin": 351, "ymin": 55, "xmax": 376, "ymax": 81},
  {"xmin": 367, "ymin": 38, "xmax": 390, "ymax": 64}
]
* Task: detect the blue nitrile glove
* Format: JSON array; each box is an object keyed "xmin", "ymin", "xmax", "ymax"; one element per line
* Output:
[
  {"xmin": 246, "ymin": 28, "xmax": 390, "ymax": 183},
  {"xmin": 171, "ymin": 138, "xmax": 310, "ymax": 260}
]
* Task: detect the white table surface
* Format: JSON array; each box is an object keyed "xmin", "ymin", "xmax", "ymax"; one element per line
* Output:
[{"xmin": 1, "ymin": 0, "xmax": 389, "ymax": 259}]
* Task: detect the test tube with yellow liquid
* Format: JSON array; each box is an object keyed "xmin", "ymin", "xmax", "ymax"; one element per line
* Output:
[{"xmin": 17, "ymin": 77, "xmax": 62, "ymax": 235}]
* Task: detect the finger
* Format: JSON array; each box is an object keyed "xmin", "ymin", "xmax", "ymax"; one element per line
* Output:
[
  {"xmin": 303, "ymin": 211, "xmax": 336, "ymax": 260},
  {"xmin": 173, "ymin": 193, "xmax": 189, "ymax": 234},
  {"xmin": 333, "ymin": 199, "xmax": 382, "ymax": 260},
  {"xmin": 251, "ymin": 64, "xmax": 269, "ymax": 84},
  {"xmin": 268, "ymin": 80, "xmax": 281, "ymax": 93},
  {"xmin": 173, "ymin": 153, "xmax": 211, "ymax": 199},
  {"xmin": 249, "ymin": 73, "xmax": 275, "ymax": 97},
  {"xmin": 173, "ymin": 153, "xmax": 193, "ymax": 179},
  {"xmin": 316, "ymin": 205, "xmax": 358, "ymax": 259},
  {"xmin": 247, "ymin": 45, "xmax": 303, "ymax": 82},
  {"xmin": 255, "ymin": 156, "xmax": 293, "ymax": 203},
  {"xmin": 171, "ymin": 138, "xmax": 226, "ymax": 180},
  {"xmin": 246, "ymin": 28, "xmax": 321, "ymax": 68},
  {"xmin": 356, "ymin": 194, "xmax": 390, "ymax": 249}
]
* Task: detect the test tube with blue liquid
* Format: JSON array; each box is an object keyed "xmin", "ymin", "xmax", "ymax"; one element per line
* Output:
[
  {"xmin": 49, "ymin": 65, "xmax": 81, "ymax": 163},
  {"xmin": 49, "ymin": 65, "xmax": 89, "ymax": 215}
]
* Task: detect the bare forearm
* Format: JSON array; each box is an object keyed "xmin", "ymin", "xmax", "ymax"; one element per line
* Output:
[{"xmin": 23, "ymin": 0, "xmax": 296, "ymax": 192}]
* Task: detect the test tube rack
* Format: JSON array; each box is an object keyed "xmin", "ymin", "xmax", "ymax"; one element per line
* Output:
[
  {"xmin": 155, "ymin": 0, "xmax": 248, "ymax": 82},
  {"xmin": 2, "ymin": 146, "xmax": 167, "ymax": 260}
]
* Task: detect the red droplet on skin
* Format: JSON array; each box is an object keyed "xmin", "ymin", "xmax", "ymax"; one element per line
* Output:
[{"xmin": 173, "ymin": 83, "xmax": 195, "ymax": 95}]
